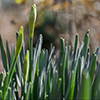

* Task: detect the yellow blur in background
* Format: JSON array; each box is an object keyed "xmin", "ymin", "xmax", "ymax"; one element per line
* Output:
[{"xmin": 15, "ymin": 0, "xmax": 27, "ymax": 4}]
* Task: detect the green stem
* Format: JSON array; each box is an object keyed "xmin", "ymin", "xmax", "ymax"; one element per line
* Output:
[
  {"xmin": 3, "ymin": 58, "xmax": 17, "ymax": 99},
  {"xmin": 29, "ymin": 37, "xmax": 33, "ymax": 82}
]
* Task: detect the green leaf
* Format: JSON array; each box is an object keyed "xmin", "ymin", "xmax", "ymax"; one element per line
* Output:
[
  {"xmin": 41, "ymin": 75, "xmax": 47, "ymax": 100},
  {"xmin": 32, "ymin": 34, "xmax": 43, "ymax": 83},
  {"xmin": 0, "ymin": 90, "xmax": 2, "ymax": 99},
  {"xmin": 62, "ymin": 46, "xmax": 68, "ymax": 97},
  {"xmin": 19, "ymin": 40, "xmax": 25, "ymax": 75},
  {"xmin": 11, "ymin": 44, "xmax": 15, "ymax": 64},
  {"xmin": 6, "ymin": 40, "xmax": 11, "ymax": 69},
  {"xmin": 39, "ymin": 50, "xmax": 45, "ymax": 74},
  {"xmin": 14, "ymin": 90, "xmax": 19, "ymax": 100},
  {"xmin": 47, "ymin": 45, "xmax": 55, "ymax": 72},
  {"xmin": 73, "ymin": 34, "xmax": 79, "ymax": 61},
  {"xmin": 10, "ymin": 78, "xmax": 15, "ymax": 99},
  {"xmin": 33, "ymin": 57, "xmax": 39, "ymax": 100},
  {"xmin": 57, "ymin": 38, "xmax": 65, "ymax": 78},
  {"xmin": 95, "ymin": 46, "xmax": 100, "ymax": 58},
  {"xmin": 10, "ymin": 44, "xmax": 21, "ymax": 88},
  {"xmin": 74, "ymin": 57, "xmax": 81, "ymax": 98},
  {"xmin": 77, "ymin": 41, "xmax": 84, "ymax": 60},
  {"xmin": 47, "ymin": 62, "xmax": 51, "ymax": 96},
  {"xmin": 84, "ymin": 47, "xmax": 90, "ymax": 69},
  {"xmin": 8, "ymin": 87, "xmax": 11, "ymax": 100},
  {"xmin": 41, "ymin": 50, "xmax": 48, "ymax": 71},
  {"xmin": 65, "ymin": 66, "xmax": 77, "ymax": 99},
  {"xmin": 16, "ymin": 32, "xmax": 25, "ymax": 75},
  {"xmin": 50, "ymin": 78, "xmax": 62, "ymax": 99},
  {"xmin": 3, "ymin": 26, "xmax": 23, "ymax": 99},
  {"xmin": 0, "ymin": 34, "xmax": 8, "ymax": 74},
  {"xmin": 3, "ymin": 72, "xmax": 9, "ymax": 99},
  {"xmin": 77, "ymin": 69, "xmax": 91, "ymax": 99},
  {"xmin": 0, "ymin": 72, "xmax": 3, "ymax": 88},
  {"xmin": 26, "ymin": 82, "xmax": 31, "ymax": 100},
  {"xmin": 21, "ymin": 77, "xmax": 24, "ymax": 98},
  {"xmin": 15, "ymin": 62, "xmax": 21, "ymax": 88},
  {"xmin": 95, "ymin": 82, "xmax": 100, "ymax": 99},
  {"xmin": 39, "ymin": 68, "xmax": 46, "ymax": 99},
  {"xmin": 64, "ymin": 45, "xmax": 70, "ymax": 95},
  {"xmin": 65, "ymin": 43, "xmax": 70, "ymax": 72},
  {"xmin": 69, "ymin": 35, "xmax": 79, "ymax": 75},
  {"xmin": 9, "ymin": 26, "xmax": 23, "ymax": 83},
  {"xmin": 57, "ymin": 38, "xmax": 65, "ymax": 99},
  {"xmin": 92, "ymin": 62, "xmax": 100, "ymax": 98},
  {"xmin": 71, "ymin": 34, "xmax": 79, "ymax": 72},
  {"xmin": 82, "ymin": 30, "xmax": 89, "ymax": 66},
  {"xmin": 89, "ymin": 47, "xmax": 100, "ymax": 70},
  {"xmin": 89, "ymin": 54, "xmax": 97, "ymax": 84}
]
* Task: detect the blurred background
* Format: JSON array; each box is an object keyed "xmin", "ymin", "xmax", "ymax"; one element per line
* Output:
[{"xmin": 0, "ymin": 0, "xmax": 100, "ymax": 72}]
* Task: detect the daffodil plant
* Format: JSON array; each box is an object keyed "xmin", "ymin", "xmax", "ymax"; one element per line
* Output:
[{"xmin": 0, "ymin": 4, "xmax": 100, "ymax": 100}]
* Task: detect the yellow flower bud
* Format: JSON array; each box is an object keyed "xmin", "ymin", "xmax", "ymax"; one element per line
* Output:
[
  {"xmin": 23, "ymin": 50, "xmax": 29, "ymax": 83},
  {"xmin": 29, "ymin": 4, "xmax": 37, "ymax": 38},
  {"xmin": 15, "ymin": 26, "xmax": 23, "ymax": 59}
]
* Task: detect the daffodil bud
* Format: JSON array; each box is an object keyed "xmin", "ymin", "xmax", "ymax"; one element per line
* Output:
[
  {"xmin": 15, "ymin": 26, "xmax": 23, "ymax": 59},
  {"xmin": 29, "ymin": 4, "xmax": 37, "ymax": 38},
  {"xmin": 23, "ymin": 50, "xmax": 29, "ymax": 83}
]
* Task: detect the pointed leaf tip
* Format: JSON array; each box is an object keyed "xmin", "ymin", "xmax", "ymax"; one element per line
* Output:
[{"xmin": 87, "ymin": 29, "xmax": 90, "ymax": 34}]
